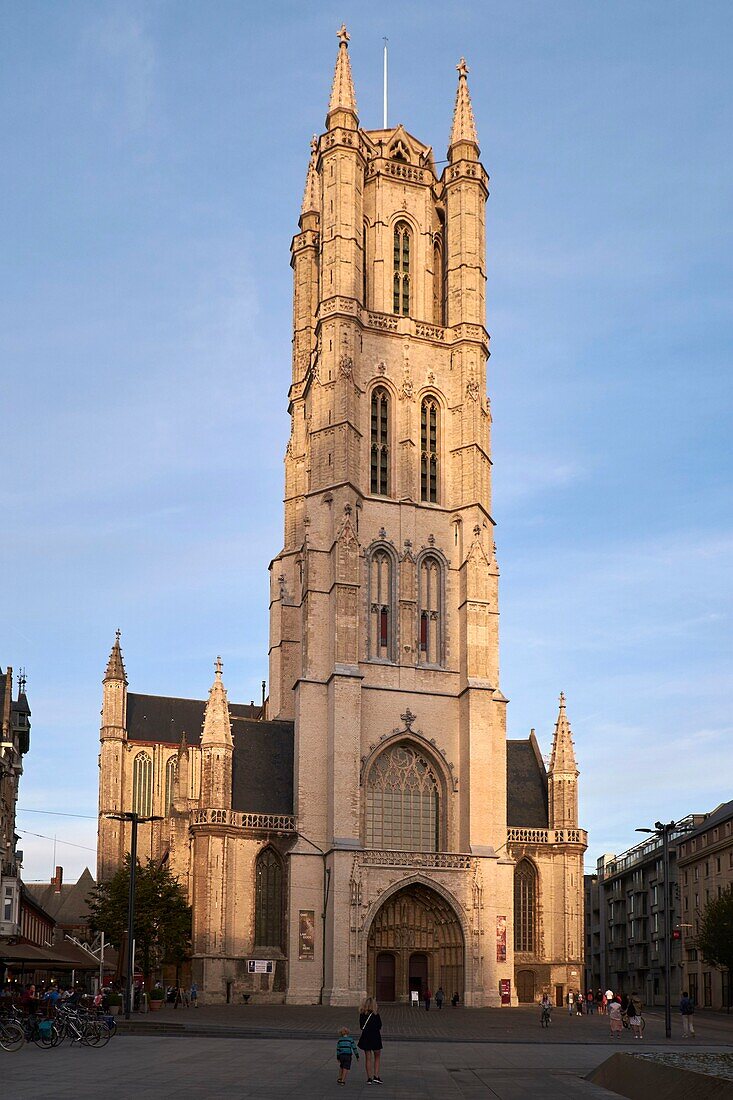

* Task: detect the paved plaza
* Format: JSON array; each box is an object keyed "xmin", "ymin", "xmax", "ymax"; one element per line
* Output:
[{"xmin": 4, "ymin": 1006, "xmax": 733, "ymax": 1099}]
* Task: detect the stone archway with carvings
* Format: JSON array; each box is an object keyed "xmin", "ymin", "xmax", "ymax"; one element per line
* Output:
[{"xmin": 366, "ymin": 882, "xmax": 465, "ymax": 1003}]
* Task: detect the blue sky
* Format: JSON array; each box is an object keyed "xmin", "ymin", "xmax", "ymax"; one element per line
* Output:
[{"xmin": 2, "ymin": 1, "xmax": 731, "ymax": 882}]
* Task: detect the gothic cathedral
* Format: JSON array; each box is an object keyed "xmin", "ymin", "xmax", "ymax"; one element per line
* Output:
[{"xmin": 97, "ymin": 29, "xmax": 587, "ymax": 1007}]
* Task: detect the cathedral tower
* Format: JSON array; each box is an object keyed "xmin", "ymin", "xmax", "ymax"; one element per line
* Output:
[{"xmin": 270, "ymin": 29, "xmax": 515, "ymax": 1006}]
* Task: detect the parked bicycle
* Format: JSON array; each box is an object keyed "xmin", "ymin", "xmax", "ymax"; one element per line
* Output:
[
  {"xmin": 10, "ymin": 1008, "xmax": 59, "ymax": 1048},
  {"xmin": 0, "ymin": 1016, "xmax": 25, "ymax": 1052},
  {"xmin": 55, "ymin": 1004, "xmax": 112, "ymax": 1047}
]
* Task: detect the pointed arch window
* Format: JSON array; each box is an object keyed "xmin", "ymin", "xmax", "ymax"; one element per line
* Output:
[
  {"xmin": 418, "ymin": 553, "xmax": 443, "ymax": 666},
  {"xmin": 433, "ymin": 238, "xmax": 444, "ymax": 326},
  {"xmin": 514, "ymin": 859, "xmax": 538, "ymax": 953},
  {"xmin": 255, "ymin": 847, "xmax": 283, "ymax": 949},
  {"xmin": 363, "ymin": 220, "xmax": 369, "ymax": 307},
  {"xmin": 393, "ymin": 221, "xmax": 411, "ymax": 316},
  {"xmin": 132, "ymin": 751, "xmax": 152, "ymax": 817},
  {"xmin": 365, "ymin": 743, "xmax": 440, "ymax": 852},
  {"xmin": 420, "ymin": 397, "xmax": 439, "ymax": 503},
  {"xmin": 369, "ymin": 546, "xmax": 395, "ymax": 661},
  {"xmin": 370, "ymin": 387, "xmax": 390, "ymax": 496},
  {"xmin": 164, "ymin": 755, "xmax": 178, "ymax": 815}
]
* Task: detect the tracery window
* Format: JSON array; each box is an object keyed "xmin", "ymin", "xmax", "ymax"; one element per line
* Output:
[
  {"xmin": 420, "ymin": 397, "xmax": 439, "ymax": 503},
  {"xmin": 514, "ymin": 859, "xmax": 537, "ymax": 953},
  {"xmin": 363, "ymin": 220, "xmax": 368, "ymax": 306},
  {"xmin": 418, "ymin": 554, "xmax": 443, "ymax": 666},
  {"xmin": 369, "ymin": 547, "xmax": 395, "ymax": 661},
  {"xmin": 255, "ymin": 846, "xmax": 283, "ymax": 949},
  {"xmin": 365, "ymin": 743, "xmax": 440, "ymax": 852},
  {"xmin": 370, "ymin": 387, "xmax": 390, "ymax": 496},
  {"xmin": 132, "ymin": 751, "xmax": 152, "ymax": 818},
  {"xmin": 164, "ymin": 755, "xmax": 178, "ymax": 815},
  {"xmin": 393, "ymin": 221, "xmax": 411, "ymax": 316}
]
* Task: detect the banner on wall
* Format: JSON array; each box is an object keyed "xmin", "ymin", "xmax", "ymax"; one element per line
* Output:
[
  {"xmin": 298, "ymin": 910, "xmax": 315, "ymax": 959},
  {"xmin": 496, "ymin": 914, "xmax": 507, "ymax": 962}
]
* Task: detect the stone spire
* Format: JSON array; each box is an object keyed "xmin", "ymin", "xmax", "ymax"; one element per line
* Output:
[
  {"xmin": 326, "ymin": 24, "xmax": 358, "ymax": 130},
  {"xmin": 301, "ymin": 135, "xmax": 320, "ymax": 219},
  {"xmin": 201, "ymin": 656, "xmax": 232, "ymax": 746},
  {"xmin": 103, "ymin": 629, "xmax": 127, "ymax": 684},
  {"xmin": 548, "ymin": 693, "xmax": 579, "ymax": 829},
  {"xmin": 549, "ymin": 692, "xmax": 578, "ymax": 776},
  {"xmin": 448, "ymin": 57, "xmax": 479, "ymax": 161}
]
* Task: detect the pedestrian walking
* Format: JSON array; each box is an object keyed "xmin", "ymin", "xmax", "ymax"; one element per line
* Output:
[
  {"xmin": 567, "ymin": 988, "xmax": 575, "ymax": 1016},
  {"xmin": 357, "ymin": 996, "xmax": 383, "ymax": 1085},
  {"xmin": 596, "ymin": 988, "xmax": 604, "ymax": 1015},
  {"xmin": 607, "ymin": 998, "xmax": 623, "ymax": 1038},
  {"xmin": 336, "ymin": 1026, "xmax": 359, "ymax": 1085},
  {"xmin": 424, "ymin": 987, "xmax": 432, "ymax": 1011},
  {"xmin": 451, "ymin": 992, "xmax": 459, "ymax": 1008},
  {"xmin": 575, "ymin": 990, "xmax": 583, "ymax": 1016},
  {"xmin": 680, "ymin": 991, "xmax": 695, "ymax": 1037},
  {"xmin": 190, "ymin": 982, "xmax": 198, "ymax": 1008},
  {"xmin": 435, "ymin": 987, "xmax": 445, "ymax": 1009},
  {"xmin": 585, "ymin": 990, "xmax": 595, "ymax": 1014},
  {"xmin": 539, "ymin": 992, "xmax": 552, "ymax": 1028}
]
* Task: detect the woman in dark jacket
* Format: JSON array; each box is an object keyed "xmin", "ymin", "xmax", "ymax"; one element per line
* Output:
[{"xmin": 357, "ymin": 997, "xmax": 383, "ymax": 1085}]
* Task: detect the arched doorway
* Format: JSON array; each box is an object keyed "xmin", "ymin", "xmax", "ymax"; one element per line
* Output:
[
  {"xmin": 367, "ymin": 883, "xmax": 464, "ymax": 1002},
  {"xmin": 516, "ymin": 969, "xmax": 536, "ymax": 1003}
]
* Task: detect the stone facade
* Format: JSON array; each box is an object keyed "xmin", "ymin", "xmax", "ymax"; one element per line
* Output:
[
  {"xmin": 96, "ymin": 29, "xmax": 586, "ymax": 1007},
  {"xmin": 677, "ymin": 801, "xmax": 733, "ymax": 1010}
]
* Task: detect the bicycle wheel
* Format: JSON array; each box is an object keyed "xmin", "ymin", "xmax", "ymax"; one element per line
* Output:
[
  {"xmin": 0, "ymin": 1022, "xmax": 25, "ymax": 1052},
  {"xmin": 87, "ymin": 1021, "xmax": 111, "ymax": 1048}
]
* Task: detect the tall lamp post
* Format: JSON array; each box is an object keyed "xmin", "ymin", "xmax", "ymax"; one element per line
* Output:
[
  {"xmin": 105, "ymin": 812, "xmax": 162, "ymax": 1019},
  {"xmin": 636, "ymin": 820, "xmax": 676, "ymax": 1039}
]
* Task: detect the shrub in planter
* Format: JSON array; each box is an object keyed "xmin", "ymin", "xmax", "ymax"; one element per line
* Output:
[
  {"xmin": 107, "ymin": 993, "xmax": 122, "ymax": 1016},
  {"xmin": 148, "ymin": 987, "xmax": 165, "ymax": 1011}
]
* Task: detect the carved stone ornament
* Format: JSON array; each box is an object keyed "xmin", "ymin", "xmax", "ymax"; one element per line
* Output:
[
  {"xmin": 339, "ymin": 354, "xmax": 353, "ymax": 378},
  {"xmin": 466, "ymin": 376, "xmax": 480, "ymax": 402},
  {"xmin": 377, "ymin": 360, "xmax": 387, "ymax": 375}
]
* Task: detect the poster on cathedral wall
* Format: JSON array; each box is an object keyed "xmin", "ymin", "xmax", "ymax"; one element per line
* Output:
[
  {"xmin": 496, "ymin": 914, "xmax": 507, "ymax": 962},
  {"xmin": 299, "ymin": 910, "xmax": 315, "ymax": 959}
]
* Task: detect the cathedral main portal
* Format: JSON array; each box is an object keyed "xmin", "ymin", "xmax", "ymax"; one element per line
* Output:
[{"xmin": 366, "ymin": 884, "xmax": 464, "ymax": 1003}]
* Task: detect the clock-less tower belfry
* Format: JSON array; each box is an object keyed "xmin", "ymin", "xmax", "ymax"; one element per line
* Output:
[{"xmin": 268, "ymin": 27, "xmax": 586, "ymax": 1006}]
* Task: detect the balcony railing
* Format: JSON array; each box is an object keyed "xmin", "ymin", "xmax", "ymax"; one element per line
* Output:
[
  {"xmin": 507, "ymin": 827, "xmax": 587, "ymax": 846},
  {"xmin": 360, "ymin": 850, "xmax": 473, "ymax": 870},
  {"xmin": 192, "ymin": 809, "xmax": 296, "ymax": 832}
]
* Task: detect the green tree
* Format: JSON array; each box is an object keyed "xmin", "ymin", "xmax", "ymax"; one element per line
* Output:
[
  {"xmin": 87, "ymin": 856, "xmax": 192, "ymax": 983},
  {"xmin": 697, "ymin": 886, "xmax": 733, "ymax": 1007}
]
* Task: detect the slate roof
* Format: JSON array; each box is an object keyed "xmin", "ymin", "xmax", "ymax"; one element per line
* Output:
[
  {"xmin": 231, "ymin": 719, "xmax": 294, "ymax": 815},
  {"xmin": 685, "ymin": 799, "xmax": 733, "ymax": 839},
  {"xmin": 25, "ymin": 868, "xmax": 96, "ymax": 928},
  {"xmin": 506, "ymin": 737, "xmax": 549, "ymax": 828},
  {"xmin": 126, "ymin": 693, "xmax": 263, "ymax": 744}
]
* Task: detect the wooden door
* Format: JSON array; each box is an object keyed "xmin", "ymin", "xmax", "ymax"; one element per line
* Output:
[
  {"xmin": 516, "ymin": 969, "xmax": 536, "ymax": 1003},
  {"xmin": 376, "ymin": 952, "xmax": 396, "ymax": 1003}
]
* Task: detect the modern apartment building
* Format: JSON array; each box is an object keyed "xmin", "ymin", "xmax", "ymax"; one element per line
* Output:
[{"xmin": 677, "ymin": 801, "xmax": 733, "ymax": 1010}]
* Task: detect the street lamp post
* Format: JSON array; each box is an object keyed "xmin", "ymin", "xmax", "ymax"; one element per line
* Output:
[
  {"xmin": 105, "ymin": 811, "xmax": 162, "ymax": 1020},
  {"xmin": 636, "ymin": 820, "xmax": 676, "ymax": 1039}
]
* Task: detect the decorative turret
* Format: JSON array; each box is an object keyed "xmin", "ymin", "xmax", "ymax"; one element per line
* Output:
[
  {"xmin": 547, "ymin": 693, "xmax": 579, "ymax": 830},
  {"xmin": 101, "ymin": 630, "xmax": 127, "ymax": 736},
  {"xmin": 200, "ymin": 657, "xmax": 233, "ymax": 809},
  {"xmin": 448, "ymin": 58, "xmax": 479, "ymax": 163},
  {"xmin": 326, "ymin": 24, "xmax": 358, "ymax": 130},
  {"xmin": 300, "ymin": 136, "xmax": 320, "ymax": 225}
]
